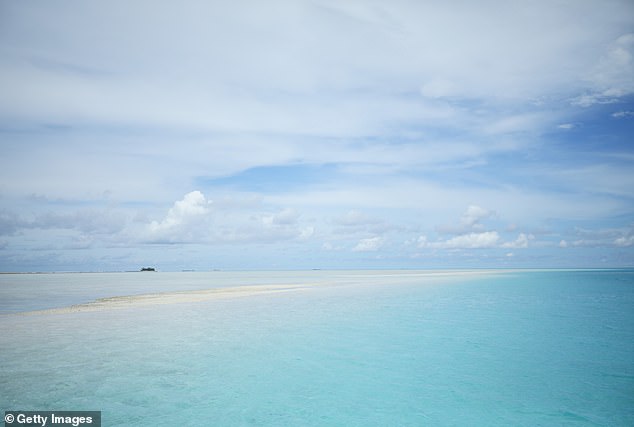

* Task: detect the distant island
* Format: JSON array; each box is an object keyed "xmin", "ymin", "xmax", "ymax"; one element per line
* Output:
[{"xmin": 140, "ymin": 267, "xmax": 156, "ymax": 272}]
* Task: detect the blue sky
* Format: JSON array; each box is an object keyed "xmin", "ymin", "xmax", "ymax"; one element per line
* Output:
[{"xmin": 1, "ymin": 0, "xmax": 633, "ymax": 271}]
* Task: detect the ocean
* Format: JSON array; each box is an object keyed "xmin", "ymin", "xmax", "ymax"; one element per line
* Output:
[{"xmin": 1, "ymin": 270, "xmax": 632, "ymax": 426}]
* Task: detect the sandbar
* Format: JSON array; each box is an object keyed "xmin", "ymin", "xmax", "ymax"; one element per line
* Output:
[
  {"xmin": 15, "ymin": 284, "xmax": 309, "ymax": 316},
  {"xmin": 9, "ymin": 269, "xmax": 519, "ymax": 316}
]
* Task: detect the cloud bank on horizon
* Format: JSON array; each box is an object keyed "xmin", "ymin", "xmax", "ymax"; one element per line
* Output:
[{"xmin": 0, "ymin": 0, "xmax": 633, "ymax": 271}]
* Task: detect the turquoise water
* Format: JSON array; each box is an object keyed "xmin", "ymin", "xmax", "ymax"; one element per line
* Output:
[{"xmin": 1, "ymin": 270, "xmax": 633, "ymax": 426}]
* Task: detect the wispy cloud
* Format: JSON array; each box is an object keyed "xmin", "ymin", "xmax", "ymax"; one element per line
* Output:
[
  {"xmin": 557, "ymin": 123, "xmax": 575, "ymax": 130},
  {"xmin": 612, "ymin": 110, "xmax": 634, "ymax": 118},
  {"xmin": 1, "ymin": 0, "xmax": 633, "ymax": 270}
]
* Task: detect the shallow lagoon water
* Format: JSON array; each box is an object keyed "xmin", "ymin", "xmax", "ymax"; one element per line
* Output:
[{"xmin": 1, "ymin": 270, "xmax": 633, "ymax": 426}]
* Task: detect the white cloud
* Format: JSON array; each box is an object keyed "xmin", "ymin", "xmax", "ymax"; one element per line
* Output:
[
  {"xmin": 429, "ymin": 231, "xmax": 501, "ymax": 249},
  {"xmin": 141, "ymin": 192, "xmax": 320, "ymax": 245},
  {"xmin": 420, "ymin": 230, "xmax": 534, "ymax": 250},
  {"xmin": 571, "ymin": 93, "xmax": 621, "ymax": 107},
  {"xmin": 502, "ymin": 233, "xmax": 534, "ymax": 249},
  {"xmin": 148, "ymin": 191, "xmax": 211, "ymax": 235},
  {"xmin": 614, "ymin": 235, "xmax": 634, "ymax": 247},
  {"xmin": 1, "ymin": 2, "xmax": 632, "ymax": 209},
  {"xmin": 559, "ymin": 240, "xmax": 568, "ymax": 248},
  {"xmin": 1, "ymin": 1, "xmax": 632, "ymax": 136},
  {"xmin": 419, "ymin": 226, "xmax": 539, "ymax": 251},
  {"xmin": 612, "ymin": 110, "xmax": 634, "ymax": 118},
  {"xmin": 461, "ymin": 205, "xmax": 494, "ymax": 229},
  {"xmin": 574, "ymin": 33, "xmax": 634, "ymax": 106},
  {"xmin": 1, "ymin": 1, "xmax": 633, "ymax": 270},
  {"xmin": 353, "ymin": 236, "xmax": 383, "ymax": 252}
]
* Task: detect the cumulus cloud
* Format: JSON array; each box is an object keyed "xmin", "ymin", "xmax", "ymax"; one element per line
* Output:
[
  {"xmin": 502, "ymin": 233, "xmax": 535, "ymax": 249},
  {"xmin": 353, "ymin": 236, "xmax": 383, "ymax": 252},
  {"xmin": 422, "ymin": 207, "xmax": 537, "ymax": 250},
  {"xmin": 143, "ymin": 192, "xmax": 318, "ymax": 245},
  {"xmin": 148, "ymin": 191, "xmax": 211, "ymax": 236}
]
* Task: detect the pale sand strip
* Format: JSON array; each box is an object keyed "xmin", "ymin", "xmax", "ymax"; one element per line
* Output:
[
  {"xmin": 11, "ymin": 269, "xmax": 518, "ymax": 316},
  {"xmin": 16, "ymin": 284, "xmax": 309, "ymax": 316}
]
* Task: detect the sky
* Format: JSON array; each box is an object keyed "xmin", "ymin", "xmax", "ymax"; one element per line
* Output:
[{"xmin": 0, "ymin": 0, "xmax": 633, "ymax": 271}]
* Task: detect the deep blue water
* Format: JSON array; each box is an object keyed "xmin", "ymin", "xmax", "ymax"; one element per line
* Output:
[{"xmin": 1, "ymin": 270, "xmax": 633, "ymax": 426}]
